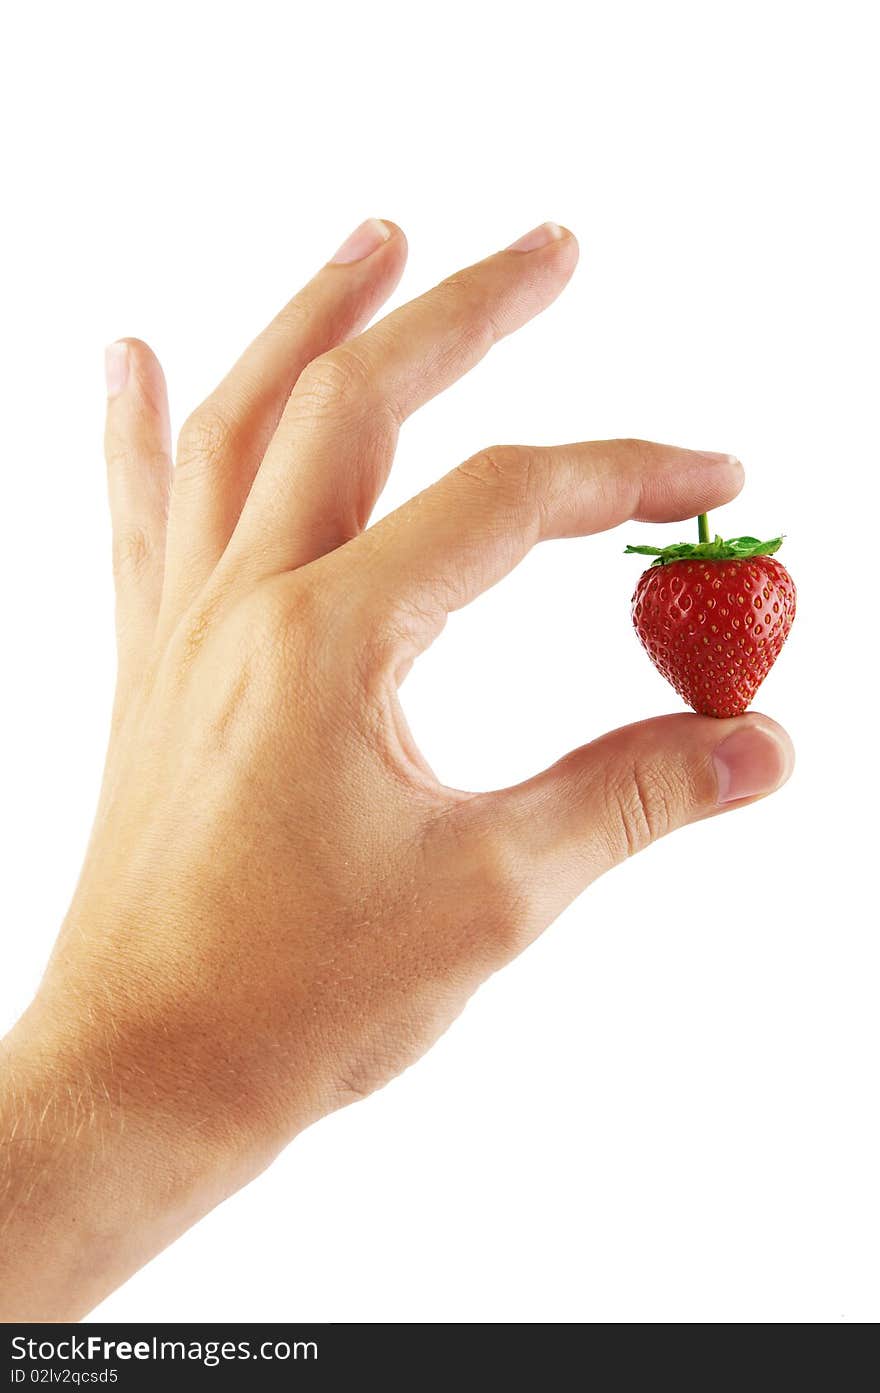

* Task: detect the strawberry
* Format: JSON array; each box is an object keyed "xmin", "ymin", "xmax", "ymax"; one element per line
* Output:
[{"xmin": 626, "ymin": 513, "xmax": 795, "ymax": 717}]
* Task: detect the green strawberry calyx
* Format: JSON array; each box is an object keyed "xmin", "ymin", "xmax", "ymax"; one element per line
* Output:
[{"xmin": 624, "ymin": 513, "xmax": 783, "ymax": 567}]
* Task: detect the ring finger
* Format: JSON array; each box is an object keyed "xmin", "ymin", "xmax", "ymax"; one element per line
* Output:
[{"xmin": 160, "ymin": 218, "xmax": 407, "ymax": 627}]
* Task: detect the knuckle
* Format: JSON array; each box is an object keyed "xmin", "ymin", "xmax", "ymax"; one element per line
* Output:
[
  {"xmin": 613, "ymin": 436, "xmax": 650, "ymax": 455},
  {"xmin": 176, "ymin": 403, "xmax": 235, "ymax": 473},
  {"xmin": 439, "ymin": 809, "xmax": 534, "ymax": 963},
  {"xmin": 458, "ymin": 444, "xmax": 532, "ymax": 496},
  {"xmin": 106, "ymin": 439, "xmax": 171, "ymax": 476},
  {"xmin": 612, "ymin": 437, "xmax": 656, "ymax": 475},
  {"xmin": 174, "ymin": 588, "xmax": 227, "ymax": 668},
  {"xmin": 436, "ymin": 270, "xmax": 475, "ymax": 298},
  {"xmin": 294, "ymin": 346, "xmax": 375, "ymax": 417},
  {"xmin": 474, "ymin": 835, "xmax": 533, "ymax": 958},
  {"xmin": 457, "ymin": 446, "xmax": 545, "ymax": 537},
  {"xmin": 484, "ymin": 905, "xmax": 531, "ymax": 962},
  {"xmin": 112, "ymin": 525, "xmax": 153, "ymax": 581},
  {"xmin": 433, "ymin": 275, "xmax": 499, "ymax": 354},
  {"xmin": 249, "ymin": 573, "xmax": 336, "ymax": 677},
  {"xmin": 611, "ymin": 760, "xmax": 677, "ymax": 858},
  {"xmin": 170, "ymin": 575, "xmax": 329, "ymax": 684},
  {"xmin": 349, "ymin": 615, "xmax": 399, "ymax": 687},
  {"xmin": 267, "ymin": 295, "xmax": 311, "ymax": 339}
]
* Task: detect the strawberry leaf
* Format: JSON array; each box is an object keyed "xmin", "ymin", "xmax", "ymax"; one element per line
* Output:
[{"xmin": 624, "ymin": 534, "xmax": 784, "ymax": 567}]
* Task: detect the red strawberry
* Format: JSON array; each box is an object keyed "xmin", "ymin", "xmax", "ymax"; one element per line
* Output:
[{"xmin": 626, "ymin": 514, "xmax": 796, "ymax": 718}]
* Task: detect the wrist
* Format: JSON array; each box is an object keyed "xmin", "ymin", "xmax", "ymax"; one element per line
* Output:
[{"xmin": 0, "ymin": 996, "xmax": 231, "ymax": 1320}]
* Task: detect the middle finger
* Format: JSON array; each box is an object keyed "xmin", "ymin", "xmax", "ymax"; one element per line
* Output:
[{"xmin": 227, "ymin": 222, "xmax": 579, "ymax": 579}]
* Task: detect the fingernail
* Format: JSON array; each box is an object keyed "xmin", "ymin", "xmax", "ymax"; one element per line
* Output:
[
  {"xmin": 506, "ymin": 222, "xmax": 566, "ymax": 252},
  {"xmin": 330, "ymin": 218, "xmax": 392, "ymax": 265},
  {"xmin": 699, "ymin": 451, "xmax": 742, "ymax": 467},
  {"xmin": 713, "ymin": 725, "xmax": 793, "ymax": 805},
  {"xmin": 104, "ymin": 341, "xmax": 129, "ymax": 398}
]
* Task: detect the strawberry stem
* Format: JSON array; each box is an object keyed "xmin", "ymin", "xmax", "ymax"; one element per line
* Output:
[{"xmin": 698, "ymin": 512, "xmax": 710, "ymax": 543}]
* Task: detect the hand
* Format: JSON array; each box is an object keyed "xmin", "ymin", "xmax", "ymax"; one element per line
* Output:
[{"xmin": 0, "ymin": 219, "xmax": 793, "ymax": 1319}]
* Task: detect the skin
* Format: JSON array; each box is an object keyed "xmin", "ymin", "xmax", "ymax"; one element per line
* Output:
[{"xmin": 0, "ymin": 219, "xmax": 793, "ymax": 1321}]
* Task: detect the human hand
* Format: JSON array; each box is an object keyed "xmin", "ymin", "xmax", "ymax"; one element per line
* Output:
[{"xmin": 0, "ymin": 219, "xmax": 793, "ymax": 1319}]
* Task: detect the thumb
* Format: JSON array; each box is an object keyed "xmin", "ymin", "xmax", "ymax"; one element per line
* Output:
[{"xmin": 471, "ymin": 712, "xmax": 794, "ymax": 927}]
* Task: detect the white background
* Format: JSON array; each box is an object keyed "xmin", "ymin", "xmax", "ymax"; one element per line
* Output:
[{"xmin": 1, "ymin": 1, "xmax": 877, "ymax": 1323}]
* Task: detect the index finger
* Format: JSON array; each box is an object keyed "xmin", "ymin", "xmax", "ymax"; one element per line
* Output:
[{"xmin": 338, "ymin": 440, "xmax": 745, "ymax": 663}]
